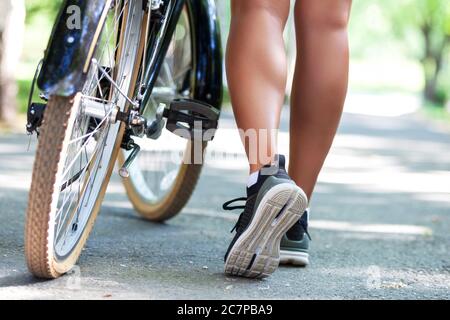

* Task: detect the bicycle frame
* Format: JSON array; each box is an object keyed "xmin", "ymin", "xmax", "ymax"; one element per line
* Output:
[
  {"xmin": 37, "ymin": 0, "xmax": 223, "ymax": 110},
  {"xmin": 140, "ymin": 0, "xmax": 223, "ymax": 110}
]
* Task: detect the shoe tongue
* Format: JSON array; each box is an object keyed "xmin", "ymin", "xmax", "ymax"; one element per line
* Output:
[
  {"xmin": 260, "ymin": 154, "xmax": 286, "ymax": 175},
  {"xmin": 276, "ymin": 155, "xmax": 286, "ymax": 170}
]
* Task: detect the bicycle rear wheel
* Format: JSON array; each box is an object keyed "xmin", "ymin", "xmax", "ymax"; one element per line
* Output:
[
  {"xmin": 25, "ymin": 0, "xmax": 144, "ymax": 278},
  {"xmin": 119, "ymin": 3, "xmax": 206, "ymax": 222}
]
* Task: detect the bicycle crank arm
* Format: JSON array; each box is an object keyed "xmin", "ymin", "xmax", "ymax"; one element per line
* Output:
[
  {"xmin": 81, "ymin": 98, "xmax": 220, "ymax": 142},
  {"xmin": 163, "ymin": 99, "xmax": 220, "ymax": 142}
]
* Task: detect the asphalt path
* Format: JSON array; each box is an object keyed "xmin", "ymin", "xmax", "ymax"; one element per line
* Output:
[{"xmin": 0, "ymin": 102, "xmax": 449, "ymax": 299}]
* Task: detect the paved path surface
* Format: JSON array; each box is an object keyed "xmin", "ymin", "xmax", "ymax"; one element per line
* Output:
[{"xmin": 0, "ymin": 100, "xmax": 449, "ymax": 299}]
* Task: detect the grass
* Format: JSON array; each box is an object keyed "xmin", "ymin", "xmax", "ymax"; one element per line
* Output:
[
  {"xmin": 422, "ymin": 102, "xmax": 450, "ymax": 124},
  {"xmin": 17, "ymin": 78, "xmax": 35, "ymax": 114}
]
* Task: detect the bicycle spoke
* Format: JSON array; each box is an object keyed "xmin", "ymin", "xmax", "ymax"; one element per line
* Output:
[
  {"xmin": 53, "ymin": 0, "xmax": 143, "ymax": 256},
  {"xmin": 126, "ymin": 4, "xmax": 195, "ymax": 205},
  {"xmin": 60, "ymin": 106, "xmax": 114, "ymax": 179}
]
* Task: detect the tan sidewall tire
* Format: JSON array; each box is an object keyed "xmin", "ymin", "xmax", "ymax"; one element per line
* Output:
[
  {"xmin": 119, "ymin": 3, "xmax": 206, "ymax": 223},
  {"xmin": 119, "ymin": 142, "xmax": 206, "ymax": 222},
  {"xmin": 25, "ymin": 96, "xmax": 125, "ymax": 279}
]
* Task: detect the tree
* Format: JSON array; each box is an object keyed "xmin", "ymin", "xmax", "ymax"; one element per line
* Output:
[
  {"xmin": 391, "ymin": 0, "xmax": 450, "ymax": 104},
  {"xmin": 0, "ymin": 0, "xmax": 25, "ymax": 123}
]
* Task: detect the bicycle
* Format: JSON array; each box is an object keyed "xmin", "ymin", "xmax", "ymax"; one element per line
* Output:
[{"xmin": 25, "ymin": 0, "xmax": 222, "ymax": 279}]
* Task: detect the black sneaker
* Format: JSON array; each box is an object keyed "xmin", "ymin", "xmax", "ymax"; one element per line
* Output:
[
  {"xmin": 222, "ymin": 155, "xmax": 308, "ymax": 278},
  {"xmin": 280, "ymin": 210, "xmax": 311, "ymax": 266}
]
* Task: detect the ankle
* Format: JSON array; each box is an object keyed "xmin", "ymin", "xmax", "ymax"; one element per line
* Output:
[{"xmin": 249, "ymin": 165, "xmax": 263, "ymax": 175}]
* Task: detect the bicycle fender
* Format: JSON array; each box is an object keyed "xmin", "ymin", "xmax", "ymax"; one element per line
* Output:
[
  {"xmin": 187, "ymin": 0, "xmax": 223, "ymax": 110},
  {"xmin": 37, "ymin": 0, "xmax": 112, "ymax": 96}
]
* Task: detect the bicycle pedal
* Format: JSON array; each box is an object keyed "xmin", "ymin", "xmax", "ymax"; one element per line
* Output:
[{"xmin": 163, "ymin": 99, "xmax": 220, "ymax": 141}]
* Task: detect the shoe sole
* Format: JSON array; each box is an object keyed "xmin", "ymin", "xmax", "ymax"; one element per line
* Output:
[
  {"xmin": 280, "ymin": 250, "xmax": 309, "ymax": 267},
  {"xmin": 224, "ymin": 183, "xmax": 308, "ymax": 279}
]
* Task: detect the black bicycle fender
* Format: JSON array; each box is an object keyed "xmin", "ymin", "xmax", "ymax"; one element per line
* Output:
[
  {"xmin": 187, "ymin": 0, "xmax": 223, "ymax": 110},
  {"xmin": 37, "ymin": 0, "xmax": 111, "ymax": 96}
]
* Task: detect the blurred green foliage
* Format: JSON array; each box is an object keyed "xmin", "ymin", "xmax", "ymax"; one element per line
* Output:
[
  {"xmin": 391, "ymin": 0, "xmax": 450, "ymax": 104},
  {"xmin": 350, "ymin": 0, "xmax": 450, "ymax": 105},
  {"xmin": 25, "ymin": 0, "xmax": 62, "ymax": 22},
  {"xmin": 17, "ymin": 0, "xmax": 450, "ymax": 114},
  {"xmin": 15, "ymin": 0, "xmax": 61, "ymax": 113}
]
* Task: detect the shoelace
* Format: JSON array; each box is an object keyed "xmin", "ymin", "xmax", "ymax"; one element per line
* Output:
[
  {"xmin": 222, "ymin": 197, "xmax": 247, "ymax": 211},
  {"xmin": 223, "ymin": 197, "xmax": 254, "ymax": 233}
]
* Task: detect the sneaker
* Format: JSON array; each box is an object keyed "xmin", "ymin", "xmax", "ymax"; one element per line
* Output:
[
  {"xmin": 280, "ymin": 210, "xmax": 311, "ymax": 266},
  {"xmin": 222, "ymin": 155, "xmax": 308, "ymax": 278}
]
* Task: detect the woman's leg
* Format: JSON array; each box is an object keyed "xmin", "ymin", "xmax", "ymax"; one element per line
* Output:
[
  {"xmin": 226, "ymin": 0, "xmax": 290, "ymax": 173},
  {"xmin": 224, "ymin": 0, "xmax": 309, "ymax": 278},
  {"xmin": 289, "ymin": 0, "xmax": 352, "ymax": 199}
]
